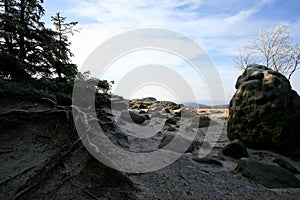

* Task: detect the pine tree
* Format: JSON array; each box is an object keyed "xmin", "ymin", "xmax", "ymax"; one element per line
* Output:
[
  {"xmin": 0, "ymin": 1, "xmax": 78, "ymax": 80},
  {"xmin": 0, "ymin": 0, "xmax": 48, "ymax": 78},
  {"xmin": 50, "ymin": 12, "xmax": 78, "ymax": 81},
  {"xmin": 0, "ymin": 0, "xmax": 18, "ymax": 55}
]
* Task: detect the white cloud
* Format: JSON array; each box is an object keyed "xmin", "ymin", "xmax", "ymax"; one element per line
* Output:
[
  {"xmin": 225, "ymin": 8, "xmax": 258, "ymax": 24},
  {"xmin": 63, "ymin": 0, "xmax": 300, "ymax": 101}
]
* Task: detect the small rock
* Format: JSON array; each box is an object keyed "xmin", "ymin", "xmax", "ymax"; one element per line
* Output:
[
  {"xmin": 191, "ymin": 116, "xmax": 216, "ymax": 128},
  {"xmin": 192, "ymin": 156, "xmax": 223, "ymax": 166},
  {"xmin": 139, "ymin": 110, "xmax": 148, "ymax": 114},
  {"xmin": 174, "ymin": 110, "xmax": 181, "ymax": 117},
  {"xmin": 159, "ymin": 133, "xmax": 201, "ymax": 153},
  {"xmin": 167, "ymin": 126, "xmax": 176, "ymax": 132},
  {"xmin": 144, "ymin": 114, "xmax": 151, "ymax": 120},
  {"xmin": 222, "ymin": 139, "xmax": 249, "ymax": 159},
  {"xmin": 273, "ymin": 157, "xmax": 299, "ymax": 174},
  {"xmin": 235, "ymin": 159, "xmax": 300, "ymax": 188},
  {"xmin": 163, "ymin": 108, "xmax": 171, "ymax": 113},
  {"xmin": 120, "ymin": 110, "xmax": 146, "ymax": 124},
  {"xmin": 165, "ymin": 117, "xmax": 178, "ymax": 125}
]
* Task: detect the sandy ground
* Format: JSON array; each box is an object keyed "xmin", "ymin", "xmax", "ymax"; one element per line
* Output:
[
  {"xmin": 114, "ymin": 106, "xmax": 300, "ymax": 199},
  {"xmin": 196, "ymin": 108, "xmax": 229, "ymax": 117}
]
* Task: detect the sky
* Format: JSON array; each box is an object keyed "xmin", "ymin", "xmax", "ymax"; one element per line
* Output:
[{"xmin": 43, "ymin": 0, "xmax": 300, "ymax": 104}]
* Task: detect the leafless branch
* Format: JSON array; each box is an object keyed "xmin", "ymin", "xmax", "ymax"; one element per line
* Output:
[{"xmin": 235, "ymin": 25, "xmax": 300, "ymax": 79}]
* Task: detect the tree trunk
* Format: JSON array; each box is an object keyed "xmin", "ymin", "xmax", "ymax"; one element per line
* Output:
[
  {"xmin": 19, "ymin": 0, "xmax": 26, "ymax": 59},
  {"xmin": 3, "ymin": 0, "xmax": 14, "ymax": 54}
]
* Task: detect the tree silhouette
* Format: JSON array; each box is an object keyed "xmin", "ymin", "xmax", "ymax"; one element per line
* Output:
[
  {"xmin": 50, "ymin": 12, "xmax": 78, "ymax": 81},
  {"xmin": 0, "ymin": 0, "xmax": 78, "ymax": 81}
]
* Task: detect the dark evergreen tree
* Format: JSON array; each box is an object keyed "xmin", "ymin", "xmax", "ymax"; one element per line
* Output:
[
  {"xmin": 50, "ymin": 12, "xmax": 78, "ymax": 81},
  {"xmin": 0, "ymin": 1, "xmax": 78, "ymax": 81},
  {"xmin": 0, "ymin": 0, "xmax": 47, "ymax": 78},
  {"xmin": 0, "ymin": 0, "xmax": 16, "ymax": 54}
]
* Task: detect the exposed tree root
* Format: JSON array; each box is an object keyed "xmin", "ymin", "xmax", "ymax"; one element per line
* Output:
[
  {"xmin": 5, "ymin": 105, "xmax": 136, "ymax": 199},
  {"xmin": 0, "ymin": 108, "xmax": 70, "ymax": 121},
  {"xmin": 13, "ymin": 134, "xmax": 81, "ymax": 200},
  {"xmin": 68, "ymin": 179, "xmax": 101, "ymax": 200},
  {"xmin": 0, "ymin": 166, "xmax": 35, "ymax": 187}
]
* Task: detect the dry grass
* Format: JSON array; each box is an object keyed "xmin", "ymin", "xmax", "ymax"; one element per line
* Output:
[{"xmin": 196, "ymin": 108, "xmax": 229, "ymax": 118}]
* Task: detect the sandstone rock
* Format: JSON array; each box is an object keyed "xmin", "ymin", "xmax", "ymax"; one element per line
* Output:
[
  {"xmin": 144, "ymin": 114, "xmax": 151, "ymax": 120},
  {"xmin": 235, "ymin": 159, "xmax": 300, "ymax": 188},
  {"xmin": 192, "ymin": 156, "xmax": 223, "ymax": 166},
  {"xmin": 131, "ymin": 102, "xmax": 148, "ymax": 109},
  {"xmin": 181, "ymin": 108, "xmax": 197, "ymax": 118},
  {"xmin": 163, "ymin": 108, "xmax": 171, "ymax": 113},
  {"xmin": 174, "ymin": 110, "xmax": 181, "ymax": 117},
  {"xmin": 120, "ymin": 110, "xmax": 146, "ymax": 124},
  {"xmin": 139, "ymin": 110, "xmax": 148, "ymax": 114},
  {"xmin": 159, "ymin": 133, "xmax": 203, "ymax": 153},
  {"xmin": 111, "ymin": 100, "xmax": 128, "ymax": 111},
  {"xmin": 150, "ymin": 104, "xmax": 164, "ymax": 113},
  {"xmin": 273, "ymin": 157, "xmax": 299, "ymax": 174},
  {"xmin": 160, "ymin": 101, "xmax": 183, "ymax": 110},
  {"xmin": 129, "ymin": 97, "xmax": 157, "ymax": 110},
  {"xmin": 222, "ymin": 139, "xmax": 249, "ymax": 159},
  {"xmin": 227, "ymin": 64, "xmax": 300, "ymax": 149},
  {"xmin": 140, "ymin": 97, "xmax": 157, "ymax": 102},
  {"xmin": 191, "ymin": 115, "xmax": 216, "ymax": 128},
  {"xmin": 167, "ymin": 126, "xmax": 176, "ymax": 132},
  {"xmin": 165, "ymin": 117, "xmax": 179, "ymax": 125}
]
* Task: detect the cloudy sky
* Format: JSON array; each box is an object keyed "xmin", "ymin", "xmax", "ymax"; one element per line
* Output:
[{"xmin": 43, "ymin": 0, "xmax": 300, "ymax": 104}]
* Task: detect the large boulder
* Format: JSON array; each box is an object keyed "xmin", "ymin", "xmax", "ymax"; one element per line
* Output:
[
  {"xmin": 227, "ymin": 64, "xmax": 300, "ymax": 150},
  {"xmin": 222, "ymin": 139, "xmax": 249, "ymax": 159}
]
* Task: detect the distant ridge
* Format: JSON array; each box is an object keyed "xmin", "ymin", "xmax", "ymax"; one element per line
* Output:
[
  {"xmin": 183, "ymin": 102, "xmax": 210, "ymax": 108},
  {"xmin": 183, "ymin": 102, "xmax": 228, "ymax": 108}
]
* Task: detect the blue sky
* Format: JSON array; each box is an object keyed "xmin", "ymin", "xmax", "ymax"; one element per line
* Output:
[{"xmin": 43, "ymin": 0, "xmax": 300, "ymax": 103}]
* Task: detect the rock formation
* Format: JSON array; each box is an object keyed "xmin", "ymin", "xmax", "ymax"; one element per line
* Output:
[
  {"xmin": 235, "ymin": 159, "xmax": 300, "ymax": 188},
  {"xmin": 222, "ymin": 139, "xmax": 249, "ymax": 159},
  {"xmin": 227, "ymin": 64, "xmax": 300, "ymax": 150}
]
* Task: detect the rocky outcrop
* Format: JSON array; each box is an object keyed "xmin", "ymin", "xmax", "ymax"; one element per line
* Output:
[
  {"xmin": 192, "ymin": 156, "xmax": 223, "ymax": 166},
  {"xmin": 0, "ymin": 91, "xmax": 135, "ymax": 199},
  {"xmin": 120, "ymin": 110, "xmax": 146, "ymax": 124},
  {"xmin": 273, "ymin": 157, "xmax": 299, "ymax": 174},
  {"xmin": 227, "ymin": 64, "xmax": 300, "ymax": 150},
  {"xmin": 235, "ymin": 159, "xmax": 300, "ymax": 188},
  {"xmin": 222, "ymin": 139, "xmax": 249, "ymax": 159},
  {"xmin": 129, "ymin": 98, "xmax": 183, "ymax": 112},
  {"xmin": 158, "ymin": 133, "xmax": 206, "ymax": 153},
  {"xmin": 191, "ymin": 115, "xmax": 217, "ymax": 128}
]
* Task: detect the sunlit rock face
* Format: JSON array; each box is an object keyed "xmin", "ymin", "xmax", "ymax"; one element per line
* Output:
[{"xmin": 227, "ymin": 64, "xmax": 300, "ymax": 150}]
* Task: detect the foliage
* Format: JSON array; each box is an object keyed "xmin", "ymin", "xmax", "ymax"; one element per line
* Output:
[
  {"xmin": 0, "ymin": 52, "xmax": 32, "ymax": 80},
  {"xmin": 75, "ymin": 71, "xmax": 111, "ymax": 94},
  {"xmin": 50, "ymin": 12, "xmax": 78, "ymax": 81},
  {"xmin": 0, "ymin": 0, "xmax": 78, "ymax": 81},
  {"xmin": 235, "ymin": 25, "xmax": 300, "ymax": 79}
]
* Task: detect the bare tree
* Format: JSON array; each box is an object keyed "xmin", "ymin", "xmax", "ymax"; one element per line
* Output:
[{"xmin": 235, "ymin": 25, "xmax": 300, "ymax": 79}]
